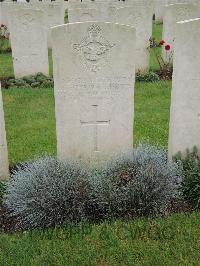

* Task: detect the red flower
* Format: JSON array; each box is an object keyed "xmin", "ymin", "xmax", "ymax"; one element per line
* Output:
[
  {"xmin": 159, "ymin": 40, "xmax": 165, "ymax": 45},
  {"xmin": 165, "ymin": 44, "xmax": 171, "ymax": 51}
]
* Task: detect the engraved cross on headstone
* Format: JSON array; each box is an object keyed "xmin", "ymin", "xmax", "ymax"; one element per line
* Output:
[{"xmin": 80, "ymin": 105, "xmax": 110, "ymax": 152}]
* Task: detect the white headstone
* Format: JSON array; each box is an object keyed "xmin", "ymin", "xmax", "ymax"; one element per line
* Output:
[
  {"xmin": 0, "ymin": 0, "xmax": 12, "ymax": 26},
  {"xmin": 44, "ymin": 2, "xmax": 65, "ymax": 47},
  {"xmin": 68, "ymin": 2, "xmax": 116, "ymax": 23},
  {"xmin": 155, "ymin": 0, "xmax": 169, "ymax": 24},
  {"xmin": 52, "ymin": 22, "xmax": 136, "ymax": 163},
  {"xmin": 0, "ymin": 83, "xmax": 9, "ymax": 181},
  {"xmin": 116, "ymin": 1, "xmax": 154, "ymax": 72},
  {"xmin": 31, "ymin": 1, "xmax": 65, "ymax": 48},
  {"xmin": 162, "ymin": 3, "xmax": 198, "ymax": 59},
  {"xmin": 0, "ymin": 3, "xmax": 2, "ymax": 24},
  {"xmin": 155, "ymin": 0, "xmax": 199, "ymax": 24},
  {"xmin": 68, "ymin": 0, "xmax": 94, "ymax": 9},
  {"xmin": 8, "ymin": 8, "xmax": 49, "ymax": 78},
  {"xmin": 4, "ymin": 2, "xmax": 36, "ymax": 31},
  {"xmin": 63, "ymin": 0, "xmax": 69, "ymax": 11},
  {"xmin": 168, "ymin": 18, "xmax": 200, "ymax": 158},
  {"xmin": 68, "ymin": 7, "xmax": 101, "ymax": 23}
]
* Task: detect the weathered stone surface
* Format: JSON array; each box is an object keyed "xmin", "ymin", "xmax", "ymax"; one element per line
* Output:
[
  {"xmin": 68, "ymin": 2, "xmax": 116, "ymax": 23},
  {"xmin": 168, "ymin": 18, "xmax": 200, "ymax": 158},
  {"xmin": 44, "ymin": 2, "xmax": 65, "ymax": 47},
  {"xmin": 68, "ymin": 7, "xmax": 103, "ymax": 23},
  {"xmin": 0, "ymin": 3, "xmax": 2, "ymax": 25},
  {"xmin": 0, "ymin": 1, "xmax": 12, "ymax": 26},
  {"xmin": 0, "ymin": 83, "xmax": 9, "ymax": 181},
  {"xmin": 31, "ymin": 1, "xmax": 64, "ymax": 47},
  {"xmin": 162, "ymin": 3, "xmax": 198, "ymax": 59},
  {"xmin": 116, "ymin": 0, "xmax": 154, "ymax": 72},
  {"xmin": 155, "ymin": 0, "xmax": 169, "ymax": 24},
  {"xmin": 52, "ymin": 22, "xmax": 136, "ymax": 163},
  {"xmin": 155, "ymin": 0, "xmax": 199, "ymax": 24},
  {"xmin": 8, "ymin": 8, "xmax": 49, "ymax": 78}
]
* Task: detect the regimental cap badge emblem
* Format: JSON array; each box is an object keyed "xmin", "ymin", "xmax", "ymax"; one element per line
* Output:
[{"xmin": 73, "ymin": 24, "xmax": 115, "ymax": 73}]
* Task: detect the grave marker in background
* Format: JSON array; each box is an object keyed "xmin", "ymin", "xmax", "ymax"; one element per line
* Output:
[
  {"xmin": 68, "ymin": 2, "xmax": 116, "ymax": 23},
  {"xmin": 116, "ymin": 0, "xmax": 154, "ymax": 72},
  {"xmin": 162, "ymin": 3, "xmax": 198, "ymax": 60},
  {"xmin": 0, "ymin": 83, "xmax": 9, "ymax": 181},
  {"xmin": 169, "ymin": 18, "xmax": 200, "ymax": 158},
  {"xmin": 155, "ymin": 0, "xmax": 169, "ymax": 24},
  {"xmin": 31, "ymin": 0, "xmax": 65, "ymax": 47},
  {"xmin": 8, "ymin": 8, "xmax": 49, "ymax": 78}
]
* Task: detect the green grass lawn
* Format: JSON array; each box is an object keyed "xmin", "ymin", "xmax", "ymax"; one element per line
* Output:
[
  {"xmin": 150, "ymin": 23, "xmax": 163, "ymax": 71},
  {"xmin": 3, "ymin": 88, "xmax": 56, "ymax": 166},
  {"xmin": 0, "ymin": 212, "xmax": 199, "ymax": 265},
  {"xmin": 0, "ymin": 53, "xmax": 14, "ymax": 78},
  {"xmin": 3, "ymin": 81, "xmax": 171, "ymax": 166},
  {"xmin": 135, "ymin": 81, "xmax": 171, "ymax": 147},
  {"xmin": 153, "ymin": 21, "xmax": 163, "ymax": 41}
]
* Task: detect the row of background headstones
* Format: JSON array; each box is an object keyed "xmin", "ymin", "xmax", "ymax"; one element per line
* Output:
[
  {"xmin": 1, "ymin": 0, "xmax": 200, "ymax": 77},
  {"xmin": 1, "ymin": 0, "xmax": 155, "ymax": 77},
  {"xmin": 151, "ymin": 1, "xmax": 200, "ymax": 162},
  {"xmin": 0, "ymin": 0, "xmax": 200, "ymax": 180},
  {"xmin": 2, "ymin": 0, "xmax": 198, "ymax": 24},
  {"xmin": 155, "ymin": 0, "xmax": 200, "ymax": 24},
  {"xmin": 0, "ymin": 0, "xmax": 65, "ymax": 46},
  {"xmin": 2, "ymin": 0, "xmax": 65, "ymax": 77}
]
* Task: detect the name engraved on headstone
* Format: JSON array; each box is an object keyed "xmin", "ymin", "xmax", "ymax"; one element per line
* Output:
[{"xmin": 56, "ymin": 76, "xmax": 132, "ymax": 98}]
